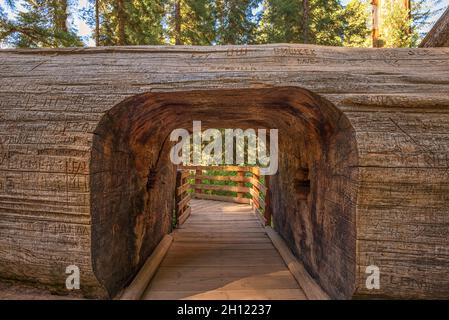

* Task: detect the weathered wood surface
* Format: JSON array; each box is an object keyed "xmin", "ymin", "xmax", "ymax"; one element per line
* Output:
[
  {"xmin": 175, "ymin": 169, "xmax": 190, "ymax": 227},
  {"xmin": 143, "ymin": 199, "xmax": 307, "ymax": 300},
  {"xmin": 420, "ymin": 7, "xmax": 449, "ymax": 47},
  {"xmin": 265, "ymin": 226, "xmax": 329, "ymax": 300},
  {"xmin": 120, "ymin": 234, "xmax": 173, "ymax": 300},
  {"xmin": 0, "ymin": 44, "xmax": 448, "ymax": 299}
]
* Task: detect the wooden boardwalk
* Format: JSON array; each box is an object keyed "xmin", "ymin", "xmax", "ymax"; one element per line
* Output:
[{"xmin": 142, "ymin": 199, "xmax": 307, "ymax": 300}]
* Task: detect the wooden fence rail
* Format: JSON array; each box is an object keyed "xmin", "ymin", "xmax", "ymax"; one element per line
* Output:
[
  {"xmin": 174, "ymin": 165, "xmax": 271, "ymax": 226},
  {"xmin": 174, "ymin": 169, "xmax": 191, "ymax": 226}
]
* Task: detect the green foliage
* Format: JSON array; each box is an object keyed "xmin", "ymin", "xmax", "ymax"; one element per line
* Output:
[
  {"xmin": 1, "ymin": 0, "xmax": 446, "ymax": 48},
  {"xmin": 411, "ymin": 0, "xmax": 444, "ymax": 43},
  {"xmin": 381, "ymin": 1, "xmax": 413, "ymax": 48},
  {"xmin": 124, "ymin": 0, "xmax": 166, "ymax": 45},
  {"xmin": 215, "ymin": 0, "xmax": 261, "ymax": 44},
  {"xmin": 310, "ymin": 0, "xmax": 345, "ymax": 46},
  {"xmin": 412, "ymin": 0, "xmax": 444, "ymax": 31},
  {"xmin": 199, "ymin": 169, "xmax": 253, "ymax": 198},
  {"xmin": 377, "ymin": 0, "xmax": 444, "ymax": 48},
  {"xmin": 257, "ymin": 0, "xmax": 304, "ymax": 43},
  {"xmin": 181, "ymin": 0, "xmax": 216, "ymax": 45},
  {"xmin": 0, "ymin": 0, "xmax": 82, "ymax": 48},
  {"xmin": 257, "ymin": 0, "xmax": 347, "ymax": 46},
  {"xmin": 89, "ymin": 0, "xmax": 166, "ymax": 45},
  {"xmin": 85, "ymin": 0, "xmax": 259, "ymax": 46},
  {"xmin": 165, "ymin": 0, "xmax": 216, "ymax": 45},
  {"xmin": 342, "ymin": 0, "xmax": 370, "ymax": 47}
]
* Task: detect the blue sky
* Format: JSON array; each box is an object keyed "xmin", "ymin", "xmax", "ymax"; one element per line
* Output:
[
  {"xmin": 1, "ymin": 0, "xmax": 448, "ymax": 47},
  {"xmin": 1, "ymin": 0, "xmax": 94, "ymax": 45}
]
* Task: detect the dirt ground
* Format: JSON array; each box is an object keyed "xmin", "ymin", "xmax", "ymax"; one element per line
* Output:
[{"xmin": 0, "ymin": 280, "xmax": 84, "ymax": 300}]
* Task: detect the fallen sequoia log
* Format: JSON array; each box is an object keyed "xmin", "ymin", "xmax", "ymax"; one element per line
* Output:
[
  {"xmin": 420, "ymin": 7, "xmax": 449, "ymax": 48},
  {"xmin": 0, "ymin": 45, "xmax": 448, "ymax": 299}
]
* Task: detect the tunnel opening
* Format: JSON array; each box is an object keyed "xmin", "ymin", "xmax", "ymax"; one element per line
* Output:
[{"xmin": 90, "ymin": 87, "xmax": 359, "ymax": 299}]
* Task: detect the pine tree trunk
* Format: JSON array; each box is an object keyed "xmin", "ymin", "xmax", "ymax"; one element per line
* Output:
[
  {"xmin": 174, "ymin": 0, "xmax": 182, "ymax": 45},
  {"xmin": 227, "ymin": 0, "xmax": 237, "ymax": 44},
  {"xmin": 95, "ymin": 0, "xmax": 100, "ymax": 46},
  {"xmin": 117, "ymin": 0, "xmax": 126, "ymax": 46},
  {"xmin": 405, "ymin": 0, "xmax": 412, "ymax": 41},
  {"xmin": 53, "ymin": 0, "xmax": 69, "ymax": 33},
  {"xmin": 303, "ymin": 0, "xmax": 309, "ymax": 44},
  {"xmin": 216, "ymin": 0, "xmax": 225, "ymax": 44}
]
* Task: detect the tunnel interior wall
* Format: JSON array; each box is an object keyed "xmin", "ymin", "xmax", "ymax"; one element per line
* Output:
[
  {"xmin": 90, "ymin": 88, "xmax": 358, "ymax": 298},
  {"xmin": 269, "ymin": 97, "xmax": 358, "ymax": 299},
  {"xmin": 91, "ymin": 95, "xmax": 176, "ymax": 297}
]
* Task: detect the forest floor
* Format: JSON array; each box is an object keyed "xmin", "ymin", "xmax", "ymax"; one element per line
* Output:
[{"xmin": 0, "ymin": 280, "xmax": 82, "ymax": 300}]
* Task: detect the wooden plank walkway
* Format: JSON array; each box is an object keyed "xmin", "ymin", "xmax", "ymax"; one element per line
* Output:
[{"xmin": 142, "ymin": 199, "xmax": 307, "ymax": 300}]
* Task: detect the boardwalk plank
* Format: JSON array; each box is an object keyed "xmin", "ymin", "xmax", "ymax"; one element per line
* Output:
[
  {"xmin": 142, "ymin": 199, "xmax": 306, "ymax": 300},
  {"xmin": 144, "ymin": 289, "xmax": 307, "ymax": 300}
]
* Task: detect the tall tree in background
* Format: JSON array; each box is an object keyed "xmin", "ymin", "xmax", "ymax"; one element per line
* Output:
[
  {"xmin": 116, "ymin": 0, "xmax": 126, "ymax": 45},
  {"xmin": 302, "ymin": 0, "xmax": 309, "ymax": 43},
  {"xmin": 128, "ymin": 0, "xmax": 166, "ymax": 45},
  {"xmin": 342, "ymin": 0, "xmax": 370, "ymax": 47},
  {"xmin": 381, "ymin": 1, "xmax": 413, "ymax": 47},
  {"xmin": 84, "ymin": 0, "xmax": 166, "ymax": 46},
  {"xmin": 374, "ymin": 0, "xmax": 444, "ymax": 48},
  {"xmin": 91, "ymin": 0, "xmax": 129, "ymax": 45},
  {"xmin": 95, "ymin": 0, "xmax": 99, "ymax": 46},
  {"xmin": 215, "ymin": 0, "xmax": 260, "ymax": 44},
  {"xmin": 411, "ymin": 0, "xmax": 444, "ymax": 42},
  {"xmin": 257, "ymin": 0, "xmax": 345, "ymax": 46},
  {"xmin": 310, "ymin": 0, "xmax": 344, "ymax": 46},
  {"xmin": 257, "ymin": 0, "xmax": 304, "ymax": 43},
  {"xmin": 52, "ymin": 0, "xmax": 68, "ymax": 33},
  {"xmin": 1, "ymin": 1, "xmax": 17, "ymax": 44},
  {"xmin": 173, "ymin": 0, "xmax": 181, "ymax": 44},
  {"xmin": 166, "ymin": 0, "xmax": 215, "ymax": 45},
  {"xmin": 0, "ymin": 0, "xmax": 82, "ymax": 47},
  {"xmin": 2, "ymin": 0, "xmax": 447, "ymax": 48}
]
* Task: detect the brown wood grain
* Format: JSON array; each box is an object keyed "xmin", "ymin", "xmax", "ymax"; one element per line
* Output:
[
  {"xmin": 142, "ymin": 199, "xmax": 307, "ymax": 300},
  {"xmin": 420, "ymin": 7, "xmax": 449, "ymax": 48},
  {"xmin": 0, "ymin": 44, "xmax": 448, "ymax": 299}
]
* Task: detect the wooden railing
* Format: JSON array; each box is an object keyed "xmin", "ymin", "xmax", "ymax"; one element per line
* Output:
[
  {"xmin": 174, "ymin": 169, "xmax": 191, "ymax": 226},
  {"xmin": 174, "ymin": 165, "xmax": 271, "ymax": 226}
]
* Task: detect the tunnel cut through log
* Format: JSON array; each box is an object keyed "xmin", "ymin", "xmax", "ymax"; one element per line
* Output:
[
  {"xmin": 1, "ymin": 45, "xmax": 449, "ymax": 300},
  {"xmin": 90, "ymin": 87, "xmax": 358, "ymax": 299}
]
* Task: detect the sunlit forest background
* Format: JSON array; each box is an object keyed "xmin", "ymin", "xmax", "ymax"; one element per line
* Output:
[{"xmin": 0, "ymin": 0, "xmax": 447, "ymax": 48}]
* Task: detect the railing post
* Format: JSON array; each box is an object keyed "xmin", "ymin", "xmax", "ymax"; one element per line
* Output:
[
  {"xmin": 264, "ymin": 175, "xmax": 272, "ymax": 226},
  {"xmin": 175, "ymin": 170, "xmax": 182, "ymax": 224},
  {"xmin": 252, "ymin": 169, "xmax": 260, "ymax": 212},
  {"xmin": 175, "ymin": 167, "xmax": 193, "ymax": 226},
  {"xmin": 195, "ymin": 169, "xmax": 202, "ymax": 197},
  {"xmin": 237, "ymin": 170, "xmax": 245, "ymax": 200}
]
